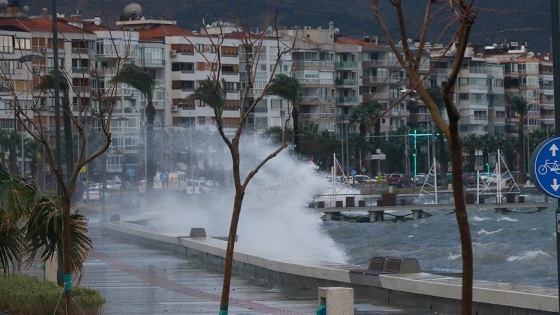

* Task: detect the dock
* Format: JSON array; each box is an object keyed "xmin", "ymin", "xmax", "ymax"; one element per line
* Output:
[{"xmin": 315, "ymin": 202, "xmax": 550, "ymax": 222}]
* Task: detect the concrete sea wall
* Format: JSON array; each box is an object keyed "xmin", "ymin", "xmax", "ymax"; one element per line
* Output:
[{"xmin": 102, "ymin": 220, "xmax": 558, "ymax": 315}]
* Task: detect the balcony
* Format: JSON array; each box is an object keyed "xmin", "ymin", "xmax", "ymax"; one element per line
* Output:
[
  {"xmin": 335, "ymin": 61, "xmax": 358, "ymax": 68},
  {"xmin": 297, "ymin": 78, "xmax": 334, "ymax": 86},
  {"xmin": 363, "ymin": 93, "xmax": 390, "ymax": 102},
  {"xmin": 293, "ymin": 60, "xmax": 335, "ymax": 69},
  {"xmin": 335, "ymin": 78, "xmax": 357, "ymax": 86},
  {"xmin": 300, "ymin": 96, "xmax": 333, "ymax": 104},
  {"xmin": 362, "ymin": 76, "xmax": 404, "ymax": 85},
  {"xmin": 335, "ymin": 96, "xmax": 359, "ymax": 104}
]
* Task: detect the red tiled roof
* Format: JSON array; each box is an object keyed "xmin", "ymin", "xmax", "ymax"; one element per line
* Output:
[
  {"xmin": 0, "ymin": 17, "xmax": 92, "ymax": 34},
  {"xmin": 139, "ymin": 25, "xmax": 197, "ymax": 39},
  {"xmin": 82, "ymin": 23, "xmax": 111, "ymax": 32},
  {"xmin": 335, "ymin": 36, "xmax": 378, "ymax": 46}
]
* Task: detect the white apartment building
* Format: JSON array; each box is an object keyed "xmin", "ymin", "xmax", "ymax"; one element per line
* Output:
[{"xmin": 0, "ymin": 1, "xmax": 554, "ymax": 184}]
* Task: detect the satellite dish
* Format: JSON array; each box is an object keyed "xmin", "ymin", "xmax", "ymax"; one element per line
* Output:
[
  {"xmin": 122, "ymin": 2, "xmax": 142, "ymax": 20},
  {"xmin": 0, "ymin": 0, "xmax": 8, "ymax": 10},
  {"xmin": 22, "ymin": 5, "xmax": 28, "ymax": 12}
]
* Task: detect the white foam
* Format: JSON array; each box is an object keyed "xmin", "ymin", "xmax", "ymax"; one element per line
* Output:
[
  {"xmin": 507, "ymin": 250, "xmax": 550, "ymax": 262},
  {"xmin": 148, "ymin": 132, "xmax": 347, "ymax": 263},
  {"xmin": 472, "ymin": 215, "xmax": 492, "ymax": 222},
  {"xmin": 477, "ymin": 229, "xmax": 503, "ymax": 235},
  {"xmin": 497, "ymin": 216, "xmax": 518, "ymax": 222}
]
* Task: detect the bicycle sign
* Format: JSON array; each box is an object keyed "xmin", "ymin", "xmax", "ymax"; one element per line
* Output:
[
  {"xmin": 530, "ymin": 137, "xmax": 560, "ymax": 197},
  {"xmin": 538, "ymin": 160, "xmax": 560, "ymax": 175}
]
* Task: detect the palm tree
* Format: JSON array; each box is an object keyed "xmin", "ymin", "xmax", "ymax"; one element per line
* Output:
[
  {"xmin": 0, "ymin": 164, "xmax": 91, "ymax": 276},
  {"xmin": 508, "ymin": 95, "xmax": 531, "ymax": 184},
  {"xmin": 0, "ymin": 129, "xmax": 21, "ymax": 174},
  {"xmin": 188, "ymin": 78, "xmax": 226, "ymax": 117},
  {"xmin": 36, "ymin": 70, "xmax": 74, "ymax": 184},
  {"xmin": 267, "ymin": 74, "xmax": 301, "ymax": 153},
  {"xmin": 462, "ymin": 134, "xmax": 479, "ymax": 172},
  {"xmin": 349, "ymin": 100, "xmax": 382, "ymax": 174},
  {"xmin": 111, "ymin": 64, "xmax": 155, "ymax": 191}
]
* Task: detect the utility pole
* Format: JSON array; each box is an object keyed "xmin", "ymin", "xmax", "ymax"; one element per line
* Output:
[{"xmin": 549, "ymin": 1, "xmax": 560, "ymax": 311}]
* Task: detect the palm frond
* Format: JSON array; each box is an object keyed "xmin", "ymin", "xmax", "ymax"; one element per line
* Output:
[
  {"xmin": 267, "ymin": 74, "xmax": 300, "ymax": 104},
  {"xmin": 23, "ymin": 198, "xmax": 91, "ymax": 280},
  {"xmin": 111, "ymin": 64, "xmax": 154, "ymax": 100},
  {"xmin": 0, "ymin": 166, "xmax": 40, "ymax": 217},
  {"xmin": 0, "ymin": 210, "xmax": 23, "ymax": 274},
  {"xmin": 188, "ymin": 78, "xmax": 226, "ymax": 117}
]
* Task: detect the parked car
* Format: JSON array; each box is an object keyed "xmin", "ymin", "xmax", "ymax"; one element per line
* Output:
[
  {"xmin": 414, "ymin": 173, "xmax": 427, "ymax": 187},
  {"xmin": 351, "ymin": 175, "xmax": 374, "ymax": 184},
  {"xmin": 83, "ymin": 187, "xmax": 111, "ymax": 201},
  {"xmin": 386, "ymin": 174, "xmax": 408, "ymax": 188},
  {"xmin": 105, "ymin": 180, "xmax": 121, "ymax": 190}
]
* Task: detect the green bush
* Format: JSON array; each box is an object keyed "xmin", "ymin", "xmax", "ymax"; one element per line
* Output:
[{"xmin": 0, "ymin": 273, "xmax": 105, "ymax": 315}]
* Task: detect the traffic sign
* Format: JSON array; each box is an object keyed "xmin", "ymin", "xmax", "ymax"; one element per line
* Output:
[
  {"xmin": 160, "ymin": 172, "xmax": 168, "ymax": 181},
  {"xmin": 370, "ymin": 153, "xmax": 386, "ymax": 160},
  {"xmin": 530, "ymin": 137, "xmax": 560, "ymax": 197}
]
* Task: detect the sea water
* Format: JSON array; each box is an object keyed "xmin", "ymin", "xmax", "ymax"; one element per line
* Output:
[
  {"xmin": 323, "ymin": 203, "xmax": 558, "ymax": 288},
  {"xmin": 148, "ymin": 131, "xmax": 558, "ymax": 289}
]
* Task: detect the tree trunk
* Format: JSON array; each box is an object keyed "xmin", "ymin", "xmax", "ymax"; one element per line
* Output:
[
  {"xmin": 145, "ymin": 101, "xmax": 156, "ymax": 192},
  {"xmin": 61, "ymin": 190, "xmax": 73, "ymax": 313},
  {"xmin": 219, "ymin": 190, "xmax": 244, "ymax": 313},
  {"xmin": 449, "ymin": 120, "xmax": 473, "ymax": 315},
  {"xmin": 292, "ymin": 107, "xmax": 300, "ymax": 153},
  {"xmin": 8, "ymin": 141, "xmax": 16, "ymax": 174},
  {"xmin": 517, "ymin": 119, "xmax": 526, "ymax": 184},
  {"xmin": 63, "ymin": 98, "xmax": 74, "ymax": 185}
]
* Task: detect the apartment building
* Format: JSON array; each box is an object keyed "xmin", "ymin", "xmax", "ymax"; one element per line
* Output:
[{"xmin": 0, "ymin": 1, "xmax": 554, "ymax": 183}]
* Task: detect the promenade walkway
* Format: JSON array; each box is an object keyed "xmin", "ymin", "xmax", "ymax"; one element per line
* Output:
[{"xmin": 72, "ymin": 211, "xmax": 432, "ymax": 314}]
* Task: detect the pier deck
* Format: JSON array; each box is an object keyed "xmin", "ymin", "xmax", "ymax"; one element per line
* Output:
[{"xmin": 315, "ymin": 202, "xmax": 550, "ymax": 222}]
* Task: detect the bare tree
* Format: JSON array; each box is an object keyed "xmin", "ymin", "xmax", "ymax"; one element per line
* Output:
[
  {"xmin": 372, "ymin": 1, "xmax": 476, "ymax": 313},
  {"xmin": 0, "ymin": 21, "xmax": 137, "ymax": 311},
  {"xmin": 187, "ymin": 6, "xmax": 298, "ymax": 314}
]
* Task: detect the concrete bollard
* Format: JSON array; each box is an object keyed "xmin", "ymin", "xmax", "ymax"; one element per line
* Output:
[
  {"xmin": 318, "ymin": 287, "xmax": 354, "ymax": 315},
  {"xmin": 189, "ymin": 228, "xmax": 207, "ymax": 237}
]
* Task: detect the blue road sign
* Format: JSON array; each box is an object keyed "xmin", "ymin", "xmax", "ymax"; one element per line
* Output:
[
  {"xmin": 530, "ymin": 137, "xmax": 560, "ymax": 198},
  {"xmin": 127, "ymin": 168, "xmax": 135, "ymax": 177},
  {"xmin": 160, "ymin": 172, "xmax": 168, "ymax": 181},
  {"xmin": 350, "ymin": 169, "xmax": 357, "ymax": 177}
]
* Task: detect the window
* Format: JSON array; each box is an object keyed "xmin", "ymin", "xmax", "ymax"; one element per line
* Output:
[
  {"xmin": 459, "ymin": 93, "xmax": 470, "ymax": 100},
  {"xmin": 270, "ymin": 99, "xmax": 282, "ymax": 110},
  {"xmin": 224, "ymin": 81, "xmax": 238, "ymax": 92},
  {"xmin": 171, "ymin": 80, "xmax": 194, "ymax": 90},
  {"xmin": 171, "ymin": 62, "xmax": 194, "ymax": 72},
  {"xmin": 15, "ymin": 37, "xmax": 30, "ymax": 50},
  {"xmin": 197, "ymin": 116, "xmax": 205, "ymax": 125},
  {"xmin": 0, "ymin": 35, "xmax": 14, "ymax": 53},
  {"xmin": 221, "ymin": 46, "xmax": 238, "ymax": 56},
  {"xmin": 171, "ymin": 44, "xmax": 194, "ymax": 54},
  {"xmin": 196, "ymin": 44, "xmax": 204, "ymax": 52},
  {"xmin": 222, "ymin": 64, "xmax": 238, "ymax": 73}
]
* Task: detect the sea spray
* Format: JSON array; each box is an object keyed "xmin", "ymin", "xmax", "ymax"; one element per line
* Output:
[{"xmin": 148, "ymin": 132, "xmax": 347, "ymax": 263}]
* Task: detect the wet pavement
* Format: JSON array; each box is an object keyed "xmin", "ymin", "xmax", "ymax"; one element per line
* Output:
[{"xmin": 23, "ymin": 205, "xmax": 435, "ymax": 314}]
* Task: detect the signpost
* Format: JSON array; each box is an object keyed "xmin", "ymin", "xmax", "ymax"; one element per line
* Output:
[
  {"xmin": 551, "ymin": 2, "xmax": 560, "ymax": 311},
  {"xmin": 530, "ymin": 139, "xmax": 560, "ymax": 310},
  {"xmin": 530, "ymin": 137, "xmax": 560, "ymax": 198}
]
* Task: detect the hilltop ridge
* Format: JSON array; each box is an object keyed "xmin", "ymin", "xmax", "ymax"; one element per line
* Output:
[{"xmin": 30, "ymin": 0, "xmax": 552, "ymax": 53}]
